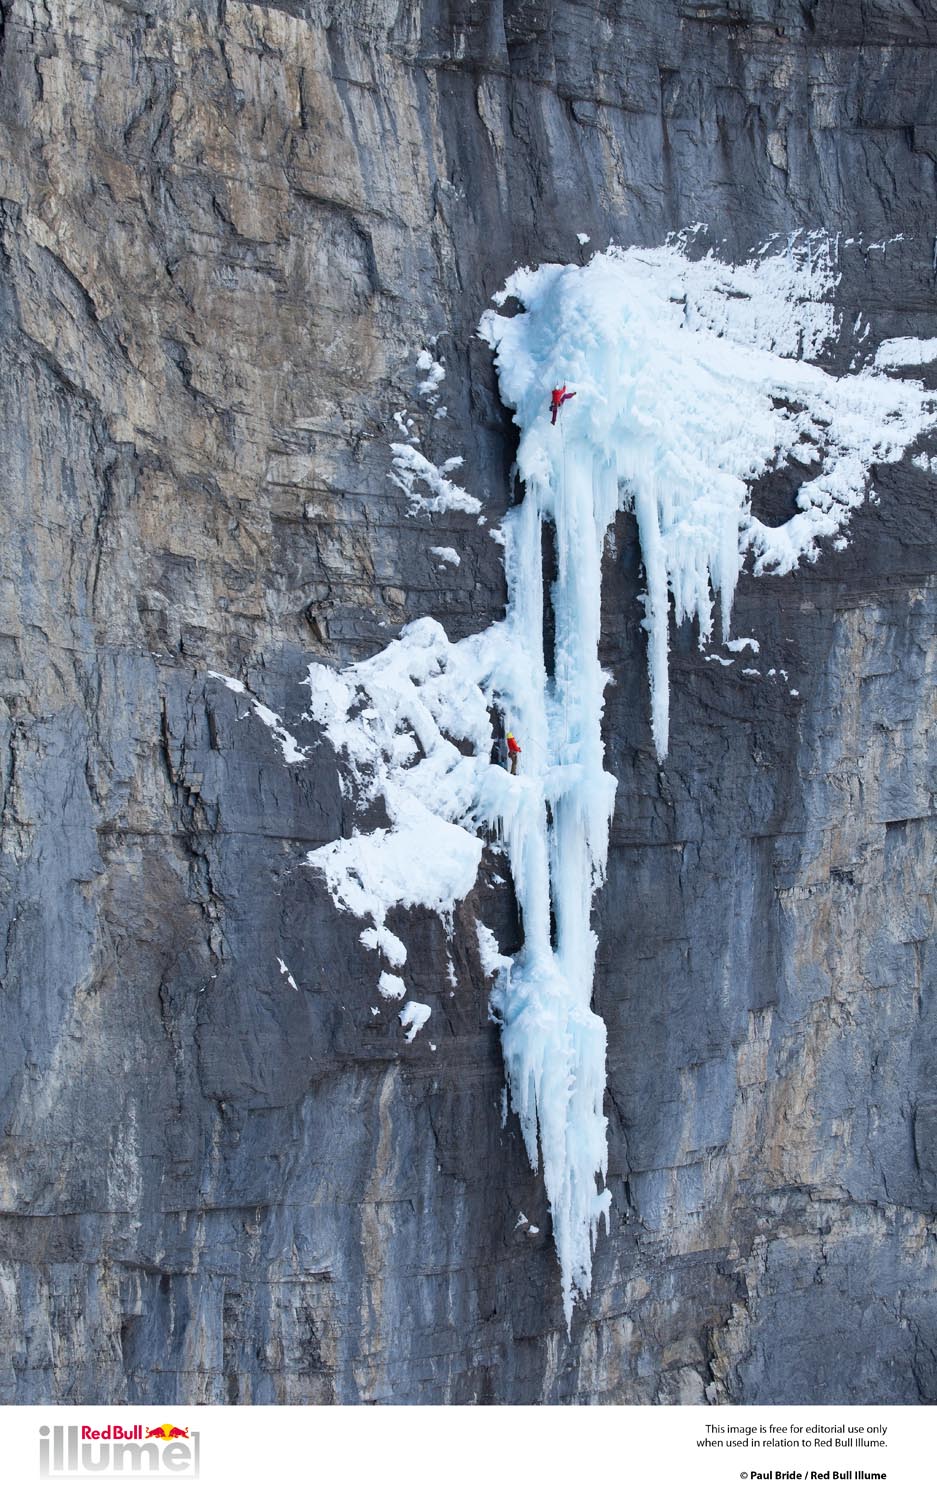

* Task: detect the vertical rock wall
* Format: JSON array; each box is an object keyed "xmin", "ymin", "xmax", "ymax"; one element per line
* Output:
[{"xmin": 1, "ymin": 0, "xmax": 935, "ymax": 1401}]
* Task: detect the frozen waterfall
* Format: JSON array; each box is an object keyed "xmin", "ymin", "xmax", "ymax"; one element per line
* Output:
[{"xmin": 217, "ymin": 233, "xmax": 936, "ymax": 1325}]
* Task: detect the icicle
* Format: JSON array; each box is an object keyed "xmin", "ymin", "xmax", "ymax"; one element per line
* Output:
[{"xmin": 473, "ymin": 428, "xmax": 617, "ymax": 1325}]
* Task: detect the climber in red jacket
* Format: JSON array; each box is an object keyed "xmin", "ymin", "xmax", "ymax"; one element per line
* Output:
[
  {"xmin": 506, "ymin": 731, "xmax": 521, "ymax": 775},
  {"xmin": 550, "ymin": 384, "xmax": 575, "ymax": 424}
]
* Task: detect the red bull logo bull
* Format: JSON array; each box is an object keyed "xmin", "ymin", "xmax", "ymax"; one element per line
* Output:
[
  {"xmin": 39, "ymin": 1420, "xmax": 199, "ymax": 1477},
  {"xmin": 145, "ymin": 1423, "xmax": 191, "ymax": 1441}
]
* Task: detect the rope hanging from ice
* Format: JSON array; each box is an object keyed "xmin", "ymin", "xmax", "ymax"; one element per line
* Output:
[{"xmin": 216, "ymin": 235, "xmax": 937, "ymax": 1327}]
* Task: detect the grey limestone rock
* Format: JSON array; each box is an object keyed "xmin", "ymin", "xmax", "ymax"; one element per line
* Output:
[{"xmin": 0, "ymin": 0, "xmax": 936, "ymax": 1403}]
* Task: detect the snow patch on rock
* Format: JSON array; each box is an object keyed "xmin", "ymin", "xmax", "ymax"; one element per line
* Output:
[
  {"xmin": 277, "ymin": 957, "xmax": 299, "ymax": 991},
  {"xmin": 390, "ymin": 445, "xmax": 481, "ymax": 516},
  {"xmin": 874, "ymin": 337, "xmax": 937, "ymax": 369},
  {"xmin": 399, "ymin": 1000, "xmax": 431, "ymax": 1041},
  {"xmin": 207, "ymin": 673, "xmax": 308, "ymax": 765},
  {"xmin": 379, "ymin": 971, "xmax": 406, "ymax": 1001},
  {"xmin": 416, "ymin": 347, "xmax": 446, "ymax": 397}
]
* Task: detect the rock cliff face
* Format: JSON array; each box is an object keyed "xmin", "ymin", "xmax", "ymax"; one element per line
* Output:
[{"xmin": 2, "ymin": 0, "xmax": 936, "ymax": 1403}]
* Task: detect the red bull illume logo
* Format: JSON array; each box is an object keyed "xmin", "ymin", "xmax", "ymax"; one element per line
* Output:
[{"xmin": 39, "ymin": 1421, "xmax": 200, "ymax": 1477}]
